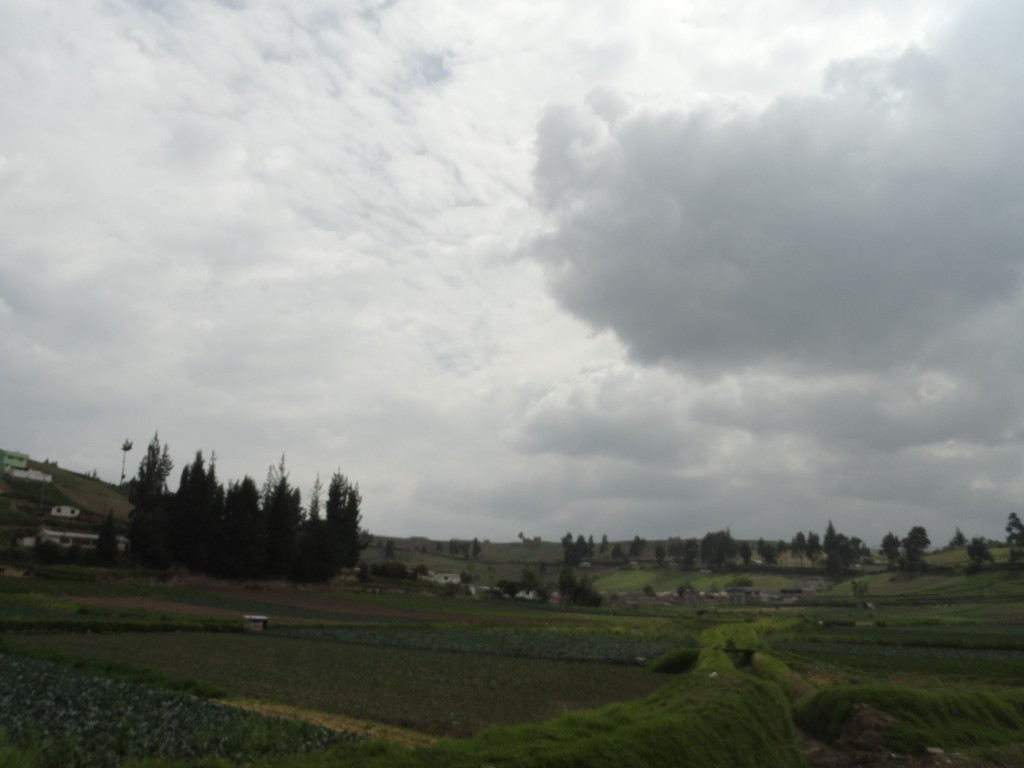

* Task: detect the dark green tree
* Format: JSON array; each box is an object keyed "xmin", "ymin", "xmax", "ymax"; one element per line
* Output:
[
  {"xmin": 218, "ymin": 476, "xmax": 266, "ymax": 578},
  {"xmin": 949, "ymin": 527, "xmax": 966, "ymax": 548},
  {"xmin": 128, "ymin": 432, "xmax": 174, "ymax": 568},
  {"xmin": 739, "ymin": 541, "xmax": 752, "ymax": 566},
  {"xmin": 881, "ymin": 532, "xmax": 901, "ymax": 565},
  {"xmin": 599, "ymin": 534, "xmax": 609, "ymax": 554},
  {"xmin": 1006, "ymin": 513, "xmax": 1024, "ymax": 565},
  {"xmin": 326, "ymin": 471, "xmax": 370, "ymax": 569},
  {"xmin": 902, "ymin": 526, "xmax": 930, "ymax": 567},
  {"xmin": 655, "ymin": 543, "xmax": 666, "ymax": 567},
  {"xmin": 171, "ymin": 451, "xmax": 224, "ymax": 572},
  {"xmin": 966, "ymin": 537, "xmax": 994, "ymax": 570},
  {"xmin": 96, "ymin": 511, "xmax": 119, "ymax": 566},
  {"xmin": 700, "ymin": 530, "xmax": 736, "ymax": 566},
  {"xmin": 757, "ymin": 539, "xmax": 777, "ymax": 565},
  {"xmin": 805, "ymin": 531, "xmax": 822, "ymax": 566},
  {"xmin": 790, "ymin": 531, "xmax": 807, "ymax": 564},
  {"xmin": 628, "ymin": 535, "xmax": 646, "ymax": 558},
  {"xmin": 263, "ymin": 457, "xmax": 302, "ymax": 578}
]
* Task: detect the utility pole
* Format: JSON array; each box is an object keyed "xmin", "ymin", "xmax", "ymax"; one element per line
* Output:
[{"xmin": 120, "ymin": 439, "xmax": 133, "ymax": 485}]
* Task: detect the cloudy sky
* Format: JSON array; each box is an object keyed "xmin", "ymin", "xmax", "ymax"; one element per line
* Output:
[{"xmin": 3, "ymin": 0, "xmax": 1021, "ymax": 546}]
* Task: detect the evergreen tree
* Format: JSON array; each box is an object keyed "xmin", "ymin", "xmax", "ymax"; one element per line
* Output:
[
  {"xmin": 263, "ymin": 457, "xmax": 302, "ymax": 578},
  {"xmin": 902, "ymin": 526, "xmax": 930, "ymax": 566},
  {"xmin": 881, "ymin": 531, "xmax": 901, "ymax": 565},
  {"xmin": 739, "ymin": 541, "xmax": 752, "ymax": 566},
  {"xmin": 128, "ymin": 432, "xmax": 174, "ymax": 568},
  {"xmin": 327, "ymin": 471, "xmax": 370, "ymax": 570},
  {"xmin": 171, "ymin": 451, "xmax": 224, "ymax": 572},
  {"xmin": 218, "ymin": 476, "xmax": 266, "ymax": 578},
  {"xmin": 96, "ymin": 511, "xmax": 119, "ymax": 566}
]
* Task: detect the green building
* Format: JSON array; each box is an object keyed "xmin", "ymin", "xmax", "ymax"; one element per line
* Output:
[{"xmin": 1, "ymin": 451, "xmax": 30, "ymax": 472}]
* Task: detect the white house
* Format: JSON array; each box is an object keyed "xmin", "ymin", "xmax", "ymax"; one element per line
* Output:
[
  {"xmin": 430, "ymin": 572, "xmax": 461, "ymax": 585},
  {"xmin": 3, "ymin": 467, "xmax": 52, "ymax": 483},
  {"xmin": 50, "ymin": 506, "xmax": 81, "ymax": 519},
  {"xmin": 17, "ymin": 526, "xmax": 129, "ymax": 553}
]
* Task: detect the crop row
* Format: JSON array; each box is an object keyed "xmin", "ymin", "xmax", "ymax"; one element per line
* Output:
[
  {"xmin": 774, "ymin": 641, "xmax": 1024, "ymax": 681},
  {"xmin": 273, "ymin": 625, "xmax": 688, "ymax": 664},
  {"xmin": 0, "ymin": 652, "xmax": 353, "ymax": 766}
]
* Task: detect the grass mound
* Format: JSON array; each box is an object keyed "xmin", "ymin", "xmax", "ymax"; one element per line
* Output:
[
  {"xmin": 794, "ymin": 685, "xmax": 1024, "ymax": 753},
  {"xmin": 276, "ymin": 666, "xmax": 801, "ymax": 768}
]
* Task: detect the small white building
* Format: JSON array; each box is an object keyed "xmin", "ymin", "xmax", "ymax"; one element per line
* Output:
[
  {"xmin": 4, "ymin": 467, "xmax": 52, "ymax": 483},
  {"xmin": 17, "ymin": 526, "xmax": 129, "ymax": 553},
  {"xmin": 50, "ymin": 506, "xmax": 81, "ymax": 519},
  {"xmin": 430, "ymin": 572, "xmax": 461, "ymax": 585}
]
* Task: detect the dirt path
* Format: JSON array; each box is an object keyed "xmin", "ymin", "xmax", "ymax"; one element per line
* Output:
[{"xmin": 223, "ymin": 698, "xmax": 438, "ymax": 748}]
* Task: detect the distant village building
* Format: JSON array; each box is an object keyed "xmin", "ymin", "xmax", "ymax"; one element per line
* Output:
[
  {"xmin": 1, "ymin": 451, "xmax": 29, "ymax": 472},
  {"xmin": 725, "ymin": 586, "xmax": 768, "ymax": 604},
  {"xmin": 49, "ymin": 506, "xmax": 81, "ymax": 519},
  {"xmin": 16, "ymin": 526, "xmax": 129, "ymax": 553},
  {"xmin": 3, "ymin": 466, "xmax": 53, "ymax": 483},
  {"xmin": 779, "ymin": 577, "xmax": 825, "ymax": 603},
  {"xmin": 429, "ymin": 572, "xmax": 461, "ymax": 585}
]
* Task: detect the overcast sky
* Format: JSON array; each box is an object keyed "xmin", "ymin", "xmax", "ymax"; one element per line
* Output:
[{"xmin": 3, "ymin": 0, "xmax": 1021, "ymax": 547}]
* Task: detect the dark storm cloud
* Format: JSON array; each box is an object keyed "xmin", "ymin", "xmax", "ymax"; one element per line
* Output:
[{"xmin": 531, "ymin": 1, "xmax": 1024, "ymax": 377}]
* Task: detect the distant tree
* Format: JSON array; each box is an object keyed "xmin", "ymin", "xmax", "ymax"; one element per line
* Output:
[
  {"xmin": 902, "ymin": 526, "xmax": 931, "ymax": 567},
  {"xmin": 655, "ymin": 543, "xmax": 666, "ymax": 567},
  {"xmin": 966, "ymin": 537, "xmax": 994, "ymax": 571},
  {"xmin": 680, "ymin": 538, "xmax": 700, "ymax": 567},
  {"xmin": 700, "ymin": 530, "xmax": 736, "ymax": 567},
  {"xmin": 263, "ymin": 457, "xmax": 302, "ymax": 578},
  {"xmin": 217, "ymin": 476, "xmax": 266, "ymax": 578},
  {"xmin": 96, "ymin": 511, "xmax": 119, "ymax": 566},
  {"xmin": 307, "ymin": 474, "xmax": 323, "ymax": 522},
  {"xmin": 805, "ymin": 532, "xmax": 822, "ymax": 566},
  {"xmin": 776, "ymin": 539, "xmax": 790, "ymax": 557},
  {"xmin": 949, "ymin": 527, "xmax": 966, "ymax": 549},
  {"xmin": 611, "ymin": 542, "xmax": 626, "ymax": 561},
  {"xmin": 825, "ymin": 551, "xmax": 846, "ymax": 584},
  {"xmin": 628, "ymin": 535, "xmax": 646, "ymax": 558},
  {"xmin": 472, "ymin": 538, "xmax": 482, "ymax": 559},
  {"xmin": 739, "ymin": 541, "xmax": 752, "ymax": 566},
  {"xmin": 599, "ymin": 534, "xmax": 609, "ymax": 554},
  {"xmin": 587, "ymin": 535, "xmax": 595, "ymax": 558},
  {"xmin": 881, "ymin": 532, "xmax": 901, "ymax": 565},
  {"xmin": 128, "ymin": 432, "xmax": 174, "ymax": 568},
  {"xmin": 561, "ymin": 532, "xmax": 579, "ymax": 566},
  {"xmin": 823, "ymin": 520, "xmax": 838, "ymax": 555},
  {"xmin": 171, "ymin": 451, "xmax": 224, "ymax": 572},
  {"xmin": 790, "ymin": 532, "xmax": 807, "ymax": 564},
  {"xmin": 383, "ymin": 540, "xmax": 395, "ymax": 559},
  {"xmin": 327, "ymin": 471, "xmax": 370, "ymax": 569},
  {"xmin": 1007, "ymin": 513, "xmax": 1024, "ymax": 566},
  {"xmin": 757, "ymin": 539, "xmax": 778, "ymax": 565},
  {"xmin": 851, "ymin": 579, "xmax": 869, "ymax": 599}
]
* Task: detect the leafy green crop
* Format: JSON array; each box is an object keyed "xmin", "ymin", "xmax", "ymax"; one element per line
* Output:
[
  {"xmin": 272, "ymin": 625, "xmax": 686, "ymax": 664},
  {"xmin": 0, "ymin": 652, "xmax": 354, "ymax": 766}
]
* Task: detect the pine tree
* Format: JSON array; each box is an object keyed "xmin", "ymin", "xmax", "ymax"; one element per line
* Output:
[
  {"xmin": 128, "ymin": 432, "xmax": 174, "ymax": 568},
  {"xmin": 263, "ymin": 457, "xmax": 301, "ymax": 578}
]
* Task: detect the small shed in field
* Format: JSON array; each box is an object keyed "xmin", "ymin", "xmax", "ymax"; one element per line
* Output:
[{"xmin": 243, "ymin": 615, "xmax": 269, "ymax": 631}]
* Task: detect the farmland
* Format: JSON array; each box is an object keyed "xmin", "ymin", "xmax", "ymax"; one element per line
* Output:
[{"xmin": 0, "ymin": 568, "xmax": 1022, "ymax": 767}]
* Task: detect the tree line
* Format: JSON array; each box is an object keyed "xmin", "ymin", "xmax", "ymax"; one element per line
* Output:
[
  {"xmin": 559, "ymin": 514, "xmax": 1024, "ymax": 581},
  {"xmin": 127, "ymin": 433, "xmax": 369, "ymax": 581}
]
